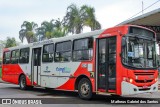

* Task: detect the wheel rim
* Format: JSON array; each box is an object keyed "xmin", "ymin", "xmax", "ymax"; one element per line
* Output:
[
  {"xmin": 81, "ymin": 82, "xmax": 90, "ymax": 96},
  {"xmin": 20, "ymin": 77, "xmax": 25, "ymax": 88}
]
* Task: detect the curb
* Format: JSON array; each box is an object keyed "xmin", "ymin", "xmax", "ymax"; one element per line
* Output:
[
  {"xmin": 0, "ymin": 78, "xmax": 4, "ymax": 83},
  {"xmin": 0, "ymin": 78, "xmax": 7, "ymax": 83}
]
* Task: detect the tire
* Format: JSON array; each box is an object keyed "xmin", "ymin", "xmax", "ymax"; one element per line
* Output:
[
  {"xmin": 19, "ymin": 75, "xmax": 27, "ymax": 90},
  {"xmin": 78, "ymin": 78, "xmax": 92, "ymax": 100}
]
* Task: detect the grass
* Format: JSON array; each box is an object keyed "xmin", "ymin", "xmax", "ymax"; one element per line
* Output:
[{"xmin": 0, "ymin": 68, "xmax": 1, "ymax": 78}]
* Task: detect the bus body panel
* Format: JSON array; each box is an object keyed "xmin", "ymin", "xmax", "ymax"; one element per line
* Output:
[
  {"xmin": 2, "ymin": 25, "xmax": 158, "ymax": 96},
  {"xmin": 2, "ymin": 64, "xmax": 32, "ymax": 85}
]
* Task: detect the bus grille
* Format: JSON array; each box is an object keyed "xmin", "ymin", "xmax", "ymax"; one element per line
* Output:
[
  {"xmin": 134, "ymin": 71, "xmax": 154, "ymax": 76},
  {"xmin": 135, "ymin": 80, "xmax": 153, "ymax": 83},
  {"xmin": 139, "ymin": 88, "xmax": 150, "ymax": 91}
]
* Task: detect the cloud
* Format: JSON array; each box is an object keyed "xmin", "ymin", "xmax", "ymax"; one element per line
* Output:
[
  {"xmin": 0, "ymin": 0, "xmax": 66, "ymax": 41},
  {"xmin": 95, "ymin": 0, "xmax": 141, "ymax": 28}
]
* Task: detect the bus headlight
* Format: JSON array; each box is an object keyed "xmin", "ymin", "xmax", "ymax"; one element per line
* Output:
[
  {"xmin": 155, "ymin": 78, "xmax": 158, "ymax": 82},
  {"xmin": 129, "ymin": 78, "xmax": 133, "ymax": 83},
  {"xmin": 123, "ymin": 77, "xmax": 133, "ymax": 83}
]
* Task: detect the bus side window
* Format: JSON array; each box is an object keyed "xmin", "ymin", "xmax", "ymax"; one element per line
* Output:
[
  {"xmin": 11, "ymin": 50, "xmax": 19, "ymax": 64},
  {"xmin": 55, "ymin": 41, "xmax": 72, "ymax": 62},
  {"xmin": 42, "ymin": 43, "xmax": 54, "ymax": 62},
  {"xmin": 3, "ymin": 51, "xmax": 10, "ymax": 64},
  {"xmin": 19, "ymin": 48, "xmax": 29, "ymax": 64},
  {"xmin": 73, "ymin": 38, "xmax": 93, "ymax": 61}
]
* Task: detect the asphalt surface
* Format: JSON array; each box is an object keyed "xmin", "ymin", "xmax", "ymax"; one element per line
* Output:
[{"xmin": 0, "ymin": 82, "xmax": 160, "ymax": 107}]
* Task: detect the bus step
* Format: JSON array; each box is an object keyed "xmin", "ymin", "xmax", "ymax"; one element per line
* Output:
[{"xmin": 96, "ymin": 91, "xmax": 115, "ymax": 96}]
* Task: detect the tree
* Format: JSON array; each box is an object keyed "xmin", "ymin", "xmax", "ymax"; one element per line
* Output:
[
  {"xmin": 19, "ymin": 21, "xmax": 38, "ymax": 43},
  {"xmin": 36, "ymin": 26, "xmax": 46, "ymax": 41},
  {"xmin": 19, "ymin": 4, "xmax": 101, "ymax": 41},
  {"xmin": 82, "ymin": 5, "xmax": 101, "ymax": 31},
  {"xmin": 40, "ymin": 20, "xmax": 55, "ymax": 39},
  {"xmin": 52, "ymin": 18, "xmax": 68, "ymax": 38},
  {"xmin": 36, "ymin": 19, "xmax": 67, "ymax": 40},
  {"xmin": 63, "ymin": 4, "xmax": 101, "ymax": 34},
  {"xmin": 63, "ymin": 4, "xmax": 84, "ymax": 34},
  {"xmin": 4, "ymin": 37, "xmax": 18, "ymax": 48}
]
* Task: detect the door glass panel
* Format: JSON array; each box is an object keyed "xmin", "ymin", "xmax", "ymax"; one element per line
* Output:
[
  {"xmin": 97, "ymin": 37, "xmax": 116, "ymax": 91},
  {"xmin": 34, "ymin": 49, "xmax": 41, "ymax": 66},
  {"xmin": 98, "ymin": 39, "xmax": 106, "ymax": 89},
  {"xmin": 108, "ymin": 37, "xmax": 116, "ymax": 90}
]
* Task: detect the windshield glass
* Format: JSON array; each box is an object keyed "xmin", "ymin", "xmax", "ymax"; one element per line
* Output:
[{"xmin": 122, "ymin": 36, "xmax": 156, "ymax": 69}]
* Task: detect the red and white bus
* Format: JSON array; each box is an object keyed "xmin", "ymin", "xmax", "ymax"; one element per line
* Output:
[{"xmin": 2, "ymin": 25, "xmax": 158, "ymax": 99}]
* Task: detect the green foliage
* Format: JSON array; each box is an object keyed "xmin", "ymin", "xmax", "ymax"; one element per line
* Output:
[
  {"xmin": 82, "ymin": 5, "xmax": 101, "ymax": 31},
  {"xmin": 19, "ymin": 21, "xmax": 38, "ymax": 43},
  {"xmin": 4, "ymin": 37, "xmax": 18, "ymax": 48},
  {"xmin": 63, "ymin": 4, "xmax": 101, "ymax": 34},
  {"xmin": 63, "ymin": 4, "xmax": 84, "ymax": 34},
  {"xmin": 19, "ymin": 4, "xmax": 101, "ymax": 43},
  {"xmin": 37, "ymin": 18, "xmax": 67, "ymax": 40}
]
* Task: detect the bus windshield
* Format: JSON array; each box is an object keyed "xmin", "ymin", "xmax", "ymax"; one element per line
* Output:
[{"xmin": 122, "ymin": 36, "xmax": 157, "ymax": 69}]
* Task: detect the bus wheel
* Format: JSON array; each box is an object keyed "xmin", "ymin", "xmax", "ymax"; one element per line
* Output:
[
  {"xmin": 78, "ymin": 78, "xmax": 92, "ymax": 100},
  {"xmin": 19, "ymin": 75, "xmax": 27, "ymax": 90}
]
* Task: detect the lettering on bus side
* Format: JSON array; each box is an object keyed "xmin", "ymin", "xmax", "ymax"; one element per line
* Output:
[
  {"xmin": 56, "ymin": 67, "xmax": 71, "ymax": 73},
  {"xmin": 101, "ymin": 34, "xmax": 111, "ymax": 37},
  {"xmin": 43, "ymin": 66, "xmax": 51, "ymax": 73}
]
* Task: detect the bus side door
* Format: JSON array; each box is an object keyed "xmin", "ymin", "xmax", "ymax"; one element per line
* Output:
[
  {"xmin": 97, "ymin": 36, "xmax": 116, "ymax": 92},
  {"xmin": 32, "ymin": 48, "xmax": 41, "ymax": 86}
]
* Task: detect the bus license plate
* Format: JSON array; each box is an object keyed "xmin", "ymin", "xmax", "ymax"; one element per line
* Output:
[{"xmin": 142, "ymin": 86, "xmax": 148, "ymax": 89}]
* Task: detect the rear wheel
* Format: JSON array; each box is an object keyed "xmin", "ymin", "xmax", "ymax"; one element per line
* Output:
[
  {"xmin": 78, "ymin": 78, "xmax": 92, "ymax": 100},
  {"xmin": 19, "ymin": 75, "xmax": 27, "ymax": 90}
]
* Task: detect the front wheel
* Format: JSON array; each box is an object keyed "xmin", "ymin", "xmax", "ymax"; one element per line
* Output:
[
  {"xmin": 78, "ymin": 78, "xmax": 92, "ymax": 100},
  {"xmin": 19, "ymin": 75, "xmax": 27, "ymax": 90}
]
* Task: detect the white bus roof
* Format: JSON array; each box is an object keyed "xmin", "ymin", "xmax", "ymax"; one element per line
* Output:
[{"xmin": 6, "ymin": 29, "xmax": 105, "ymax": 51}]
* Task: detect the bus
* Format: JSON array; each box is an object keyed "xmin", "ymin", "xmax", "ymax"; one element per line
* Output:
[{"xmin": 2, "ymin": 25, "xmax": 158, "ymax": 99}]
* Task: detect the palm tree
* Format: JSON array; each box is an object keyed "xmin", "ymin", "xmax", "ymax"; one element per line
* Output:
[
  {"xmin": 63, "ymin": 4, "xmax": 101, "ymax": 34},
  {"xmin": 52, "ymin": 18, "xmax": 68, "ymax": 38},
  {"xmin": 19, "ymin": 21, "xmax": 38, "ymax": 43},
  {"xmin": 37, "ymin": 19, "xmax": 67, "ymax": 40},
  {"xmin": 82, "ymin": 5, "xmax": 101, "ymax": 31},
  {"xmin": 35, "ymin": 26, "xmax": 46, "ymax": 41},
  {"xmin": 40, "ymin": 20, "xmax": 55, "ymax": 39},
  {"xmin": 63, "ymin": 4, "xmax": 84, "ymax": 34}
]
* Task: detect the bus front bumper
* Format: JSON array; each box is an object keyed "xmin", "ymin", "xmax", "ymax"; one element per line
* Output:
[{"xmin": 121, "ymin": 81, "xmax": 158, "ymax": 95}]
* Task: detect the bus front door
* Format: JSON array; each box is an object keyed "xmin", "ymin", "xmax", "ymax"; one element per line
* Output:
[
  {"xmin": 32, "ymin": 48, "xmax": 41, "ymax": 86},
  {"xmin": 97, "ymin": 37, "xmax": 116, "ymax": 92}
]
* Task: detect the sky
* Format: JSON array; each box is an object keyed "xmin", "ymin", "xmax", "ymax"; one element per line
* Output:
[{"xmin": 0, "ymin": 0, "xmax": 160, "ymax": 44}]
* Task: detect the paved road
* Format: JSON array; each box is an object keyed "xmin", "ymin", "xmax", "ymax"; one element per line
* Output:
[{"xmin": 0, "ymin": 83, "xmax": 160, "ymax": 107}]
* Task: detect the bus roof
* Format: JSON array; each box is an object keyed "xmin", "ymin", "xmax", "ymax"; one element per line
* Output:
[
  {"xmin": 3, "ymin": 25, "xmax": 155, "ymax": 51},
  {"xmin": 4, "ymin": 29, "xmax": 105, "ymax": 51}
]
